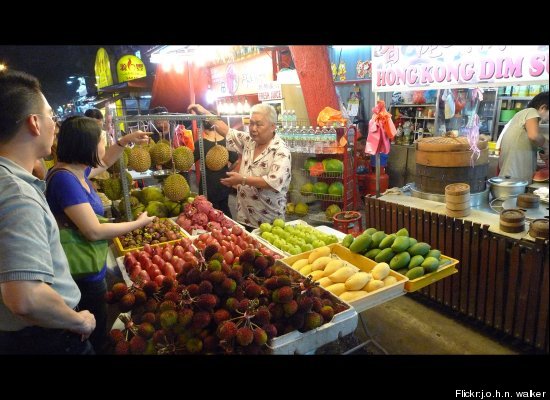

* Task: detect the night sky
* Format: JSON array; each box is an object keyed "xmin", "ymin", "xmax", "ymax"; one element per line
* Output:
[{"xmin": 0, "ymin": 45, "xmax": 101, "ymax": 110}]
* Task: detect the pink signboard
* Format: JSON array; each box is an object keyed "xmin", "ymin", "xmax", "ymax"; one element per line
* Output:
[{"xmin": 372, "ymin": 45, "xmax": 549, "ymax": 92}]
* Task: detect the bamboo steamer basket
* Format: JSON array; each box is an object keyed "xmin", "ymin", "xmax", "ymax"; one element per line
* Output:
[
  {"xmin": 445, "ymin": 183, "xmax": 471, "ymax": 217},
  {"xmin": 516, "ymin": 193, "xmax": 540, "ymax": 209},
  {"xmin": 499, "ymin": 209, "xmax": 525, "ymax": 233},
  {"xmin": 529, "ymin": 219, "xmax": 549, "ymax": 239}
]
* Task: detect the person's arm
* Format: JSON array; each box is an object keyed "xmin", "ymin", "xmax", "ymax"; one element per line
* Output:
[
  {"xmin": 187, "ymin": 104, "xmax": 229, "ymax": 136},
  {"xmin": 220, "ymin": 172, "xmax": 272, "ymax": 189},
  {"xmin": 63, "ymin": 202, "xmax": 155, "ymax": 241},
  {"xmin": 89, "ymin": 131, "xmax": 150, "ymax": 180},
  {"xmin": 1, "ymin": 280, "xmax": 96, "ymax": 339},
  {"xmin": 525, "ymin": 118, "xmax": 547, "ymax": 148}
]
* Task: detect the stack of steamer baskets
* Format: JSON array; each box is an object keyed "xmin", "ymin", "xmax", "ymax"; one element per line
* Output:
[
  {"xmin": 415, "ymin": 136, "xmax": 489, "ymax": 195},
  {"xmin": 516, "ymin": 193, "xmax": 540, "ymax": 209},
  {"xmin": 499, "ymin": 209, "xmax": 526, "ymax": 233},
  {"xmin": 445, "ymin": 183, "xmax": 471, "ymax": 217}
]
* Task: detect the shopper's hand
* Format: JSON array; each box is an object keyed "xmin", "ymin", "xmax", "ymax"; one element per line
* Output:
[
  {"xmin": 122, "ymin": 131, "xmax": 150, "ymax": 146},
  {"xmin": 73, "ymin": 310, "xmax": 96, "ymax": 341},
  {"xmin": 187, "ymin": 104, "xmax": 210, "ymax": 115},
  {"xmin": 136, "ymin": 211, "xmax": 155, "ymax": 226}
]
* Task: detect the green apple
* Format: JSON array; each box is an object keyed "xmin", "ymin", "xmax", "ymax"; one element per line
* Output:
[
  {"xmin": 273, "ymin": 218, "xmax": 285, "ymax": 228},
  {"xmin": 312, "ymin": 240, "xmax": 325, "ymax": 248},
  {"xmin": 260, "ymin": 223, "xmax": 272, "ymax": 233}
]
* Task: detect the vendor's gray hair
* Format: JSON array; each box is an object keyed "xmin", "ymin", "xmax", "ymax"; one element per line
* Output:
[{"xmin": 250, "ymin": 103, "xmax": 277, "ymax": 125}]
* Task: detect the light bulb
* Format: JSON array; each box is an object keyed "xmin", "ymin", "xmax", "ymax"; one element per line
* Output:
[
  {"xmin": 228, "ymin": 102, "xmax": 236, "ymax": 115},
  {"xmin": 236, "ymin": 98, "xmax": 243, "ymax": 114},
  {"xmin": 243, "ymin": 98, "xmax": 251, "ymax": 113}
]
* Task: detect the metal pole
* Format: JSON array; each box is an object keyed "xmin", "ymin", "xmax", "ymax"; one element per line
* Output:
[{"xmin": 375, "ymin": 153, "xmax": 381, "ymax": 198}]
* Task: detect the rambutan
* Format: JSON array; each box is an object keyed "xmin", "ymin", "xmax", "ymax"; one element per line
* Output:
[
  {"xmin": 291, "ymin": 312, "xmax": 305, "ymax": 330},
  {"xmin": 263, "ymin": 323, "xmax": 278, "ymax": 339},
  {"xmin": 186, "ymin": 283, "xmax": 200, "ymax": 297},
  {"xmin": 283, "ymin": 300, "xmax": 298, "ymax": 317},
  {"xmin": 159, "ymin": 310, "xmax": 178, "ymax": 330},
  {"xmin": 245, "ymin": 282, "xmax": 263, "ymax": 299},
  {"xmin": 253, "ymin": 327, "xmax": 268, "ymax": 346},
  {"xmin": 208, "ymin": 270, "xmax": 226, "ymax": 285},
  {"xmin": 198, "ymin": 280, "xmax": 213, "ymax": 294},
  {"xmin": 217, "ymin": 320, "xmax": 237, "ymax": 340},
  {"xmin": 303, "ymin": 311, "xmax": 323, "ymax": 331},
  {"xmin": 197, "ymin": 293, "xmax": 218, "ymax": 310},
  {"xmin": 163, "ymin": 291, "xmax": 180, "ymax": 304},
  {"xmin": 177, "ymin": 308, "xmax": 194, "ymax": 328},
  {"xmin": 268, "ymin": 303, "xmax": 284, "ymax": 320},
  {"xmin": 297, "ymin": 295, "xmax": 314, "ymax": 313},
  {"xmin": 191, "ymin": 310, "xmax": 212, "ymax": 330},
  {"xmin": 141, "ymin": 312, "xmax": 156, "ymax": 324},
  {"xmin": 186, "ymin": 268, "xmax": 202, "ymax": 285},
  {"xmin": 320, "ymin": 305, "xmax": 334, "ymax": 323},
  {"xmin": 118, "ymin": 293, "xmax": 136, "ymax": 312},
  {"xmin": 235, "ymin": 326, "xmax": 254, "ymax": 346},
  {"xmin": 133, "ymin": 289, "xmax": 147, "ymax": 306},
  {"xmin": 159, "ymin": 300, "xmax": 177, "ymax": 312},
  {"xmin": 108, "ymin": 329, "xmax": 125, "ymax": 344},
  {"xmin": 203, "ymin": 335, "xmax": 219, "ymax": 352},
  {"xmin": 252, "ymin": 306, "xmax": 271, "ymax": 326},
  {"xmin": 207, "ymin": 259, "xmax": 221, "ymax": 272},
  {"xmin": 137, "ymin": 322, "xmax": 155, "ymax": 339},
  {"xmin": 111, "ymin": 282, "xmax": 128, "ymax": 300},
  {"xmin": 142, "ymin": 281, "xmax": 158, "ymax": 297},
  {"xmin": 272, "ymin": 286, "xmax": 293, "ymax": 304},
  {"xmin": 239, "ymin": 248, "xmax": 256, "ymax": 264},
  {"xmin": 213, "ymin": 308, "xmax": 231, "ymax": 325},
  {"xmin": 144, "ymin": 298, "xmax": 159, "ymax": 313},
  {"xmin": 254, "ymin": 255, "xmax": 269, "ymax": 270},
  {"xmin": 221, "ymin": 278, "xmax": 237, "ymax": 294},
  {"xmin": 185, "ymin": 337, "xmax": 203, "ymax": 353},
  {"xmin": 204, "ymin": 243, "xmax": 220, "ymax": 261},
  {"xmin": 129, "ymin": 336, "xmax": 147, "ymax": 354},
  {"xmin": 312, "ymin": 297, "xmax": 323, "ymax": 313},
  {"xmin": 114, "ymin": 340, "xmax": 130, "ymax": 355},
  {"xmin": 104, "ymin": 291, "xmax": 115, "ymax": 304},
  {"xmin": 225, "ymin": 297, "xmax": 239, "ymax": 312},
  {"xmin": 161, "ymin": 276, "xmax": 176, "ymax": 291}
]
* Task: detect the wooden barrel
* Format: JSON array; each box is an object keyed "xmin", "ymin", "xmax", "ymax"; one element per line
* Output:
[
  {"xmin": 529, "ymin": 219, "xmax": 549, "ymax": 239},
  {"xmin": 499, "ymin": 209, "xmax": 525, "ymax": 233},
  {"xmin": 415, "ymin": 137, "xmax": 489, "ymax": 194},
  {"xmin": 445, "ymin": 183, "xmax": 471, "ymax": 217},
  {"xmin": 516, "ymin": 193, "xmax": 540, "ymax": 209}
]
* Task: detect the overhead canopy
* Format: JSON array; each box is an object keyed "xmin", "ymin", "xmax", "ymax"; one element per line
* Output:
[
  {"xmin": 98, "ymin": 75, "xmax": 154, "ymax": 94},
  {"xmin": 372, "ymin": 45, "xmax": 549, "ymax": 92}
]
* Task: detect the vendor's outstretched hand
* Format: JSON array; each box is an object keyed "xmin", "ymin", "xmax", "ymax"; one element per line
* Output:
[
  {"xmin": 187, "ymin": 104, "xmax": 210, "ymax": 115},
  {"xmin": 122, "ymin": 131, "xmax": 150, "ymax": 146},
  {"xmin": 220, "ymin": 171, "xmax": 242, "ymax": 187}
]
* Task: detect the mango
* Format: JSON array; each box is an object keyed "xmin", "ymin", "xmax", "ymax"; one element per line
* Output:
[
  {"xmin": 325, "ymin": 283, "xmax": 347, "ymax": 296},
  {"xmin": 365, "ymin": 248, "xmax": 382, "ymax": 260},
  {"xmin": 311, "ymin": 256, "xmax": 332, "ymax": 271},
  {"xmin": 365, "ymin": 280, "xmax": 385, "ymax": 292},
  {"xmin": 309, "ymin": 270, "xmax": 325, "ymax": 281},
  {"xmin": 341, "ymin": 234, "xmax": 354, "ymax": 248},
  {"xmin": 371, "ymin": 262, "xmax": 390, "ymax": 280},
  {"xmin": 291, "ymin": 259, "xmax": 309, "ymax": 271},
  {"xmin": 406, "ymin": 266, "xmax": 425, "ymax": 280},
  {"xmin": 317, "ymin": 277, "xmax": 333, "ymax": 288},
  {"xmin": 378, "ymin": 234, "xmax": 396, "ymax": 249},
  {"xmin": 408, "ymin": 242, "xmax": 431, "ymax": 257},
  {"xmin": 364, "ymin": 228, "xmax": 378, "ymax": 236},
  {"xmin": 323, "ymin": 260, "xmax": 345, "ymax": 276},
  {"xmin": 345, "ymin": 272, "xmax": 372, "ymax": 291},
  {"xmin": 383, "ymin": 276, "xmax": 397, "ymax": 286},
  {"xmin": 340, "ymin": 291, "xmax": 369, "ymax": 302},
  {"xmin": 370, "ymin": 231, "xmax": 387, "ymax": 249},
  {"xmin": 375, "ymin": 248, "xmax": 395, "ymax": 263},
  {"xmin": 308, "ymin": 246, "xmax": 331, "ymax": 264},
  {"xmin": 408, "ymin": 255, "xmax": 425, "ymax": 270},
  {"xmin": 396, "ymin": 228, "xmax": 409, "ymax": 237},
  {"xmin": 390, "ymin": 252, "xmax": 411, "ymax": 270},
  {"xmin": 349, "ymin": 233, "xmax": 372, "ymax": 254},
  {"xmin": 421, "ymin": 257, "xmax": 440, "ymax": 273},
  {"xmin": 328, "ymin": 266, "xmax": 357, "ymax": 283},
  {"xmin": 391, "ymin": 236, "xmax": 410, "ymax": 253},
  {"xmin": 427, "ymin": 249, "xmax": 441, "ymax": 260}
]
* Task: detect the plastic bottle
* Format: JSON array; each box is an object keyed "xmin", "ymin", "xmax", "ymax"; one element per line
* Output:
[{"xmin": 328, "ymin": 125, "xmax": 337, "ymax": 154}]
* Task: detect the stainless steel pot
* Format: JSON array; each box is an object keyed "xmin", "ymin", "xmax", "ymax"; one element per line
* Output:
[{"xmin": 488, "ymin": 176, "xmax": 528, "ymax": 199}]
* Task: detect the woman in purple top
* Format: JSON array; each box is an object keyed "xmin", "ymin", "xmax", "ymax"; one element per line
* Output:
[{"xmin": 46, "ymin": 116, "xmax": 154, "ymax": 352}]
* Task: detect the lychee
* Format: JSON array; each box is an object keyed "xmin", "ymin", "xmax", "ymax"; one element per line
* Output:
[
  {"xmin": 303, "ymin": 311, "xmax": 323, "ymax": 331},
  {"xmin": 320, "ymin": 305, "xmax": 334, "ymax": 323}
]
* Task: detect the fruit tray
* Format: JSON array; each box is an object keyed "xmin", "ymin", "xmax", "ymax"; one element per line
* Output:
[
  {"xmin": 404, "ymin": 254, "xmax": 459, "ymax": 292},
  {"xmin": 282, "ymin": 244, "xmax": 409, "ymax": 313},
  {"xmin": 113, "ymin": 218, "xmax": 189, "ymax": 257},
  {"xmin": 115, "ymin": 255, "xmax": 133, "ymax": 287},
  {"xmin": 251, "ymin": 220, "xmax": 335, "ymax": 257},
  {"xmin": 269, "ymin": 260, "xmax": 358, "ymax": 354},
  {"xmin": 300, "ymin": 169, "xmax": 343, "ymax": 179},
  {"xmin": 173, "ymin": 215, "xmax": 246, "ymax": 238}
]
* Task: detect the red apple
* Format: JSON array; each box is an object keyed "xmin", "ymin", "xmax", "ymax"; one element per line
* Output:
[{"xmin": 154, "ymin": 274, "xmax": 166, "ymax": 286}]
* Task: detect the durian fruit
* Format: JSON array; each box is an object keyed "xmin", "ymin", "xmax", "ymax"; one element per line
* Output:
[
  {"xmin": 102, "ymin": 177, "xmax": 122, "ymax": 200},
  {"xmin": 173, "ymin": 146, "xmax": 194, "ymax": 171},
  {"xmin": 128, "ymin": 146, "xmax": 151, "ymax": 172},
  {"xmin": 149, "ymin": 142, "xmax": 172, "ymax": 166},
  {"xmin": 163, "ymin": 174, "xmax": 190, "ymax": 201},
  {"xmin": 118, "ymin": 195, "xmax": 141, "ymax": 215},
  {"xmin": 205, "ymin": 138, "xmax": 229, "ymax": 171},
  {"xmin": 145, "ymin": 200, "xmax": 168, "ymax": 218}
]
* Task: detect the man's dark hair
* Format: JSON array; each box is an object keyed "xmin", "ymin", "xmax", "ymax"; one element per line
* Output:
[
  {"xmin": 56, "ymin": 116, "xmax": 103, "ymax": 167},
  {"xmin": 0, "ymin": 70, "xmax": 43, "ymax": 143},
  {"xmin": 527, "ymin": 91, "xmax": 549, "ymax": 110},
  {"xmin": 84, "ymin": 108, "xmax": 104, "ymax": 120}
]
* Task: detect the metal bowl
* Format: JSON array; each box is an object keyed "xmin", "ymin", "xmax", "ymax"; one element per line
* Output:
[{"xmin": 488, "ymin": 176, "xmax": 528, "ymax": 199}]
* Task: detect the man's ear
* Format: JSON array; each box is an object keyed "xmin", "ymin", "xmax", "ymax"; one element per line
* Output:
[{"xmin": 25, "ymin": 115, "xmax": 41, "ymax": 137}]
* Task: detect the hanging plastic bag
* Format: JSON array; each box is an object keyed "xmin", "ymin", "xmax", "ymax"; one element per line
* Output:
[
  {"xmin": 317, "ymin": 106, "xmax": 347, "ymax": 127},
  {"xmin": 442, "ymin": 89, "xmax": 455, "ymax": 119}
]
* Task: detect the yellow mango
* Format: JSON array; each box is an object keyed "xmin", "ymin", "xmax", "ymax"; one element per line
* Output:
[
  {"xmin": 291, "ymin": 259, "xmax": 309, "ymax": 271},
  {"xmin": 299, "ymin": 264, "xmax": 313, "ymax": 276},
  {"xmin": 383, "ymin": 276, "xmax": 397, "ymax": 286},
  {"xmin": 325, "ymin": 283, "xmax": 347, "ymax": 296},
  {"xmin": 311, "ymin": 256, "xmax": 332, "ymax": 271},
  {"xmin": 308, "ymin": 246, "xmax": 331, "ymax": 264},
  {"xmin": 317, "ymin": 277, "xmax": 333, "ymax": 288},
  {"xmin": 328, "ymin": 266, "xmax": 357, "ymax": 283},
  {"xmin": 364, "ymin": 279, "xmax": 385, "ymax": 292},
  {"xmin": 344, "ymin": 272, "xmax": 372, "ymax": 291},
  {"xmin": 371, "ymin": 262, "xmax": 390, "ymax": 280},
  {"xmin": 340, "ymin": 291, "xmax": 369, "ymax": 302},
  {"xmin": 309, "ymin": 270, "xmax": 325, "ymax": 281},
  {"xmin": 323, "ymin": 260, "xmax": 345, "ymax": 276}
]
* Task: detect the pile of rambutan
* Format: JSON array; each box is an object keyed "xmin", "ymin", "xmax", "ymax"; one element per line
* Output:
[{"xmin": 106, "ymin": 244, "xmax": 349, "ymax": 355}]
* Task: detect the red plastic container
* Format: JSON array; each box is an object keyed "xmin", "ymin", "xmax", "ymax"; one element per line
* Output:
[
  {"xmin": 365, "ymin": 167, "xmax": 389, "ymax": 195},
  {"xmin": 333, "ymin": 211, "xmax": 363, "ymax": 236}
]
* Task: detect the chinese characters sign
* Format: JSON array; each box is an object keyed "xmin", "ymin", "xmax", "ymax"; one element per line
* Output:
[
  {"xmin": 372, "ymin": 46, "xmax": 549, "ymax": 91},
  {"xmin": 117, "ymin": 55, "xmax": 147, "ymax": 83}
]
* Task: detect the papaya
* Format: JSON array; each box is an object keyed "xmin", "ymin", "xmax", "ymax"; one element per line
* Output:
[
  {"xmin": 349, "ymin": 233, "xmax": 372, "ymax": 254},
  {"xmin": 406, "ymin": 266, "xmax": 425, "ymax": 280},
  {"xmin": 408, "ymin": 255, "xmax": 425, "ymax": 270},
  {"xmin": 374, "ymin": 248, "xmax": 395, "ymax": 263},
  {"xmin": 421, "ymin": 257, "xmax": 440, "ymax": 273},
  {"xmin": 396, "ymin": 228, "xmax": 409, "ymax": 237},
  {"xmin": 389, "ymin": 252, "xmax": 411, "ymax": 270},
  {"xmin": 427, "ymin": 249, "xmax": 441, "ymax": 260},
  {"xmin": 378, "ymin": 234, "xmax": 396, "ymax": 249},
  {"xmin": 408, "ymin": 238, "xmax": 418, "ymax": 248},
  {"xmin": 364, "ymin": 228, "xmax": 378, "ymax": 236},
  {"xmin": 370, "ymin": 231, "xmax": 387, "ymax": 249},
  {"xmin": 365, "ymin": 248, "xmax": 382, "ymax": 260},
  {"xmin": 408, "ymin": 242, "xmax": 431, "ymax": 256},
  {"xmin": 391, "ymin": 236, "xmax": 410, "ymax": 253},
  {"xmin": 342, "ymin": 234, "xmax": 354, "ymax": 248}
]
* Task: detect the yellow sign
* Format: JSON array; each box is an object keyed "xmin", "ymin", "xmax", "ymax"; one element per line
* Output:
[
  {"xmin": 95, "ymin": 48, "xmax": 113, "ymax": 89},
  {"xmin": 117, "ymin": 55, "xmax": 146, "ymax": 83}
]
